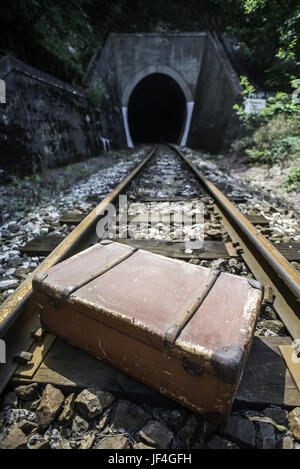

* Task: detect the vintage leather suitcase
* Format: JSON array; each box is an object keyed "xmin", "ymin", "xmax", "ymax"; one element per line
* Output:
[{"xmin": 33, "ymin": 240, "xmax": 263, "ymax": 416}]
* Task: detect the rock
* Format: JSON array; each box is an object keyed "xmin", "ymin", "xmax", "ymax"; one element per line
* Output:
[
  {"xmin": 110, "ymin": 400, "xmax": 150, "ymax": 434},
  {"xmin": 279, "ymin": 435, "xmax": 294, "ymax": 449},
  {"xmin": 0, "ymin": 424, "xmax": 27, "ymax": 449},
  {"xmin": 263, "ymin": 407, "xmax": 287, "ymax": 426},
  {"xmin": 57, "ymin": 438, "xmax": 72, "ymax": 449},
  {"xmin": 192, "ymin": 441, "xmax": 208, "ymax": 449},
  {"xmin": 220, "ymin": 415, "xmax": 256, "ymax": 448},
  {"xmin": 15, "ymin": 383, "xmax": 39, "ymax": 402},
  {"xmin": 8, "ymin": 222, "xmax": 20, "ymax": 233},
  {"xmin": 207, "ymin": 435, "xmax": 239, "ymax": 449},
  {"xmin": 259, "ymin": 320, "xmax": 286, "ymax": 335},
  {"xmin": 288, "ymin": 407, "xmax": 300, "ymax": 441},
  {"xmin": 198, "ymin": 419, "xmax": 218, "ymax": 441},
  {"xmin": 23, "ymin": 399, "xmax": 40, "ymax": 412},
  {"xmin": 18, "ymin": 419, "xmax": 38, "ymax": 435},
  {"xmin": 261, "ymin": 305, "xmax": 278, "ymax": 320},
  {"xmin": 75, "ymin": 388, "xmax": 114, "ymax": 420},
  {"xmin": 30, "ymin": 440, "xmax": 51, "ymax": 449},
  {"xmin": 58, "ymin": 393, "xmax": 75, "ymax": 426},
  {"xmin": 72, "ymin": 414, "xmax": 89, "ymax": 433},
  {"xmin": 0, "ymin": 292, "xmax": 8, "ymax": 303},
  {"xmin": 3, "ymin": 391, "xmax": 18, "ymax": 408},
  {"xmin": 0, "ymin": 413, "xmax": 5, "ymax": 431},
  {"xmin": 138, "ymin": 420, "xmax": 174, "ymax": 449},
  {"xmin": 36, "ymin": 384, "xmax": 64, "ymax": 429},
  {"xmin": 96, "ymin": 434, "xmax": 131, "ymax": 449},
  {"xmin": 96, "ymin": 411, "xmax": 110, "ymax": 432},
  {"xmin": 79, "ymin": 431, "xmax": 96, "ymax": 449},
  {"xmin": 177, "ymin": 415, "xmax": 198, "ymax": 446},
  {"xmin": 14, "ymin": 267, "xmax": 31, "ymax": 280},
  {"xmin": 205, "ymin": 228, "xmax": 223, "ymax": 240},
  {"xmin": 133, "ymin": 442, "xmax": 155, "ymax": 449},
  {"xmin": 7, "ymin": 256, "xmax": 23, "ymax": 268},
  {"xmin": 160, "ymin": 409, "xmax": 187, "ymax": 432},
  {"xmin": 5, "ymin": 268, "xmax": 16, "ymax": 276},
  {"xmin": 0, "ymin": 279, "xmax": 19, "ymax": 291},
  {"xmin": 4, "ymin": 407, "xmax": 37, "ymax": 424},
  {"xmin": 257, "ymin": 422, "xmax": 276, "ymax": 449},
  {"xmin": 228, "ymin": 258, "xmax": 239, "ymax": 267},
  {"xmin": 14, "ymin": 351, "xmax": 33, "ymax": 364},
  {"xmin": 210, "ymin": 258, "xmax": 227, "ymax": 269}
]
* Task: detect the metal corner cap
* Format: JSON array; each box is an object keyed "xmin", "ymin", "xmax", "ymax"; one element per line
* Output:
[
  {"xmin": 247, "ymin": 277, "xmax": 264, "ymax": 293},
  {"xmin": 32, "ymin": 271, "xmax": 48, "ymax": 289},
  {"xmin": 211, "ymin": 346, "xmax": 244, "ymax": 385}
]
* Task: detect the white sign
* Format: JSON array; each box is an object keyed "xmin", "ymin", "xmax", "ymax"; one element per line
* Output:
[
  {"xmin": 0, "ymin": 79, "xmax": 6, "ymax": 104},
  {"xmin": 244, "ymin": 98, "xmax": 266, "ymax": 114},
  {"xmin": 0, "ymin": 339, "xmax": 5, "ymax": 363}
]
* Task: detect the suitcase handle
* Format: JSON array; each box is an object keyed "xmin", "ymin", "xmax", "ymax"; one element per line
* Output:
[{"xmin": 182, "ymin": 357, "xmax": 204, "ymax": 377}]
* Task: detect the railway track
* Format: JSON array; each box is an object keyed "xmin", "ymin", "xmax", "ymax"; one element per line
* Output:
[{"xmin": 0, "ymin": 144, "xmax": 299, "ymax": 449}]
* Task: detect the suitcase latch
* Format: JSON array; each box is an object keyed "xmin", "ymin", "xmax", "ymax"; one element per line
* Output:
[{"xmin": 182, "ymin": 357, "xmax": 204, "ymax": 377}]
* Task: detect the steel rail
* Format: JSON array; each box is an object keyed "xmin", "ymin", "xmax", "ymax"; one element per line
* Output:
[
  {"xmin": 0, "ymin": 147, "xmax": 156, "ymax": 392},
  {"xmin": 170, "ymin": 144, "xmax": 300, "ymax": 339}
]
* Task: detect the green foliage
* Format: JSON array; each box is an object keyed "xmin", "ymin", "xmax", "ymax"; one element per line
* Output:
[
  {"xmin": 85, "ymin": 79, "xmax": 104, "ymax": 112},
  {"xmin": 246, "ymin": 134, "xmax": 300, "ymax": 164},
  {"xmin": 285, "ymin": 163, "xmax": 300, "ymax": 191},
  {"xmin": 240, "ymin": 75, "xmax": 256, "ymax": 96},
  {"xmin": 202, "ymin": 152, "xmax": 224, "ymax": 160},
  {"xmin": 243, "ymin": 0, "xmax": 267, "ymax": 13},
  {"xmin": 113, "ymin": 150, "xmax": 127, "ymax": 158},
  {"xmin": 233, "ymin": 76, "xmax": 300, "ymax": 129},
  {"xmin": 233, "ymin": 75, "xmax": 300, "ymax": 191},
  {"xmin": 233, "ymin": 75, "xmax": 262, "ymax": 128},
  {"xmin": 1, "ymin": 0, "xmax": 299, "ymax": 91}
]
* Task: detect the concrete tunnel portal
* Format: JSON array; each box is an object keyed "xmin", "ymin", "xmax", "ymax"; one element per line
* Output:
[{"xmin": 122, "ymin": 69, "xmax": 195, "ymax": 148}]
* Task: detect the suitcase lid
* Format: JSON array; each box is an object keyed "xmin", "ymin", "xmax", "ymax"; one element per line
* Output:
[{"xmin": 34, "ymin": 241, "xmax": 263, "ymax": 384}]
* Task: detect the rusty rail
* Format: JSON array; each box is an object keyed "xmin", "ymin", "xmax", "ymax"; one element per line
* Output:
[{"xmin": 170, "ymin": 144, "xmax": 300, "ymax": 339}]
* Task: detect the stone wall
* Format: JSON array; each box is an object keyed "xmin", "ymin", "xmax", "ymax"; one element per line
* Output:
[
  {"xmin": 0, "ymin": 56, "xmax": 100, "ymax": 174},
  {"xmin": 189, "ymin": 33, "xmax": 243, "ymax": 153}
]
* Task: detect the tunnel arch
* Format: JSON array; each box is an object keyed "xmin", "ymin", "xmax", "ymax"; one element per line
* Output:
[
  {"xmin": 122, "ymin": 65, "xmax": 193, "ymax": 106},
  {"xmin": 121, "ymin": 65, "xmax": 194, "ymax": 147}
]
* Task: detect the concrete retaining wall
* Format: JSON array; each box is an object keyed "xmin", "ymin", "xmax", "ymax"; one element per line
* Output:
[
  {"xmin": 0, "ymin": 56, "xmax": 100, "ymax": 174},
  {"xmin": 189, "ymin": 33, "xmax": 243, "ymax": 152}
]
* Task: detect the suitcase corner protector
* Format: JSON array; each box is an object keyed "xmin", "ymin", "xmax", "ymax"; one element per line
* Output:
[
  {"xmin": 247, "ymin": 277, "xmax": 264, "ymax": 294},
  {"xmin": 211, "ymin": 346, "xmax": 244, "ymax": 385},
  {"xmin": 32, "ymin": 271, "xmax": 48, "ymax": 290}
]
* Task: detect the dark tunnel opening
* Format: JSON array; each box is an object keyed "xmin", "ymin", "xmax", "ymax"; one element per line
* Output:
[{"xmin": 128, "ymin": 73, "xmax": 186, "ymax": 144}]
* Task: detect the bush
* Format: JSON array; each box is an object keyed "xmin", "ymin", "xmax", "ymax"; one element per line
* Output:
[
  {"xmin": 245, "ymin": 114, "xmax": 300, "ymax": 163},
  {"xmin": 85, "ymin": 79, "xmax": 104, "ymax": 112},
  {"xmin": 232, "ymin": 76, "xmax": 300, "ymax": 191},
  {"xmin": 285, "ymin": 163, "xmax": 300, "ymax": 192}
]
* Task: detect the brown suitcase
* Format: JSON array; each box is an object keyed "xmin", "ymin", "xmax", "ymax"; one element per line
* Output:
[{"xmin": 33, "ymin": 240, "xmax": 263, "ymax": 416}]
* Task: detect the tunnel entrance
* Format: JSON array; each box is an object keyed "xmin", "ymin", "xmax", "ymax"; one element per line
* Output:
[{"xmin": 128, "ymin": 73, "xmax": 186, "ymax": 144}]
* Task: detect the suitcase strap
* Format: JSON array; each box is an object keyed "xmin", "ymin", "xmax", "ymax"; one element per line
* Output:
[{"xmin": 163, "ymin": 269, "xmax": 221, "ymax": 349}]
